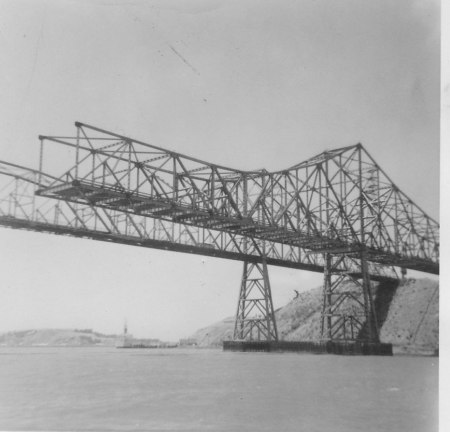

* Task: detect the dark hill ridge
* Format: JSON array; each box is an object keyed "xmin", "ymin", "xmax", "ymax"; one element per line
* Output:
[{"xmin": 191, "ymin": 278, "xmax": 439, "ymax": 354}]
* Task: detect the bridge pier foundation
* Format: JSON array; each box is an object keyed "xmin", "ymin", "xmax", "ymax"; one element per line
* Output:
[
  {"xmin": 320, "ymin": 253, "xmax": 379, "ymax": 343},
  {"xmin": 233, "ymin": 258, "xmax": 278, "ymax": 342}
]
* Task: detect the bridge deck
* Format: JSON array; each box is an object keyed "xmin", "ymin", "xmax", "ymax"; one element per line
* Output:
[{"xmin": 37, "ymin": 179, "xmax": 439, "ymax": 275}]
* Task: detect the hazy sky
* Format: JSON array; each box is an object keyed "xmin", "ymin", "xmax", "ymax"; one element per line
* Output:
[{"xmin": 0, "ymin": 0, "xmax": 441, "ymax": 340}]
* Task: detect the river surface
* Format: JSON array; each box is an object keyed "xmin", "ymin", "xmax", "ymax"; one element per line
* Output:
[{"xmin": 0, "ymin": 347, "xmax": 438, "ymax": 431}]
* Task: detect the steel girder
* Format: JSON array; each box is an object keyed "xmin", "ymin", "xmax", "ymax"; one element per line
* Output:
[
  {"xmin": 32, "ymin": 122, "xmax": 438, "ymax": 274},
  {"xmin": 1, "ymin": 121, "xmax": 437, "ymax": 345},
  {"xmin": 0, "ymin": 160, "xmax": 397, "ymax": 281}
]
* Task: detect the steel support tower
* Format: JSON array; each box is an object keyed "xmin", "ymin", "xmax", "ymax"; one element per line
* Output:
[
  {"xmin": 0, "ymin": 122, "xmax": 439, "ymax": 345},
  {"xmin": 234, "ymin": 258, "xmax": 278, "ymax": 342},
  {"xmin": 320, "ymin": 253, "xmax": 379, "ymax": 342}
]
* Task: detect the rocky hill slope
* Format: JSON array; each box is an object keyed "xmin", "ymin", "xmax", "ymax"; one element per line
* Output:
[{"xmin": 191, "ymin": 278, "xmax": 439, "ymax": 354}]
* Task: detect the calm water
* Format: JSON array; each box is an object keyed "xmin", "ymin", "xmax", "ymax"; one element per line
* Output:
[{"xmin": 0, "ymin": 347, "xmax": 438, "ymax": 431}]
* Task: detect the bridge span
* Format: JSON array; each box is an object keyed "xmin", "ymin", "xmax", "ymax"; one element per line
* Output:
[{"xmin": 0, "ymin": 122, "xmax": 439, "ymax": 346}]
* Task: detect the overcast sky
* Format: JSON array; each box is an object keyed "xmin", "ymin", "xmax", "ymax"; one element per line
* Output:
[{"xmin": 0, "ymin": 0, "xmax": 441, "ymax": 340}]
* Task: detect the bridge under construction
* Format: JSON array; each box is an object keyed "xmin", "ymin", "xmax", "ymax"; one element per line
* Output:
[{"xmin": 0, "ymin": 122, "xmax": 439, "ymax": 353}]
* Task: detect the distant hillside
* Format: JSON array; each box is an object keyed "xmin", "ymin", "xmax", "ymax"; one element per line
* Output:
[
  {"xmin": 0, "ymin": 329, "xmax": 119, "ymax": 347},
  {"xmin": 191, "ymin": 278, "xmax": 439, "ymax": 354}
]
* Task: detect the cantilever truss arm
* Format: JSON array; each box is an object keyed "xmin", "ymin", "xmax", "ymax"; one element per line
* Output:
[
  {"xmin": 33, "ymin": 123, "xmax": 438, "ymax": 274},
  {"xmin": 0, "ymin": 160, "xmax": 398, "ymax": 282},
  {"xmin": 2, "ymin": 122, "xmax": 440, "ymax": 275}
]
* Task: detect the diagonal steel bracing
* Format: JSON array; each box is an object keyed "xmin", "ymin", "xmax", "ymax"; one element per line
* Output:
[
  {"xmin": 321, "ymin": 253, "xmax": 379, "ymax": 342},
  {"xmin": 0, "ymin": 122, "xmax": 439, "ymax": 343},
  {"xmin": 234, "ymin": 259, "xmax": 278, "ymax": 342},
  {"xmin": 0, "ymin": 160, "xmax": 396, "ymax": 280},
  {"xmin": 33, "ymin": 122, "xmax": 438, "ymax": 274}
]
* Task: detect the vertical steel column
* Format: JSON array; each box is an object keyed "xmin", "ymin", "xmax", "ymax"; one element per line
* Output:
[
  {"xmin": 75, "ymin": 124, "xmax": 80, "ymax": 179},
  {"xmin": 234, "ymin": 261, "xmax": 248, "ymax": 340},
  {"xmin": 32, "ymin": 137, "xmax": 45, "ymax": 221},
  {"xmin": 262, "ymin": 256, "xmax": 278, "ymax": 341},
  {"xmin": 233, "ymin": 258, "xmax": 278, "ymax": 342},
  {"xmin": 38, "ymin": 137, "xmax": 44, "ymax": 186},
  {"xmin": 320, "ymin": 251, "xmax": 380, "ymax": 343},
  {"xmin": 359, "ymin": 252, "xmax": 379, "ymax": 342},
  {"xmin": 320, "ymin": 253, "xmax": 333, "ymax": 340},
  {"xmin": 128, "ymin": 140, "xmax": 132, "ymax": 191},
  {"xmin": 357, "ymin": 145, "xmax": 379, "ymax": 342}
]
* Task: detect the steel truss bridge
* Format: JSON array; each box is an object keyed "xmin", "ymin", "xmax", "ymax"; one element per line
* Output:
[{"xmin": 0, "ymin": 122, "xmax": 439, "ymax": 343}]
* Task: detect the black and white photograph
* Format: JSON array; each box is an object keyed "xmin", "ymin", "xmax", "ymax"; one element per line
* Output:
[{"xmin": 0, "ymin": 0, "xmax": 445, "ymax": 431}]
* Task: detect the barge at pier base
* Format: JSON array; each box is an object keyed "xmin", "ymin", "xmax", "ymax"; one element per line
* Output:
[{"xmin": 223, "ymin": 340, "xmax": 393, "ymax": 356}]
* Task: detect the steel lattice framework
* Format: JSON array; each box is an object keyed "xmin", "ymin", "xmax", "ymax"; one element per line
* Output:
[
  {"xmin": 0, "ymin": 122, "xmax": 439, "ymax": 344},
  {"xmin": 0, "ymin": 160, "xmax": 395, "ymax": 278},
  {"xmin": 234, "ymin": 259, "xmax": 278, "ymax": 342}
]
